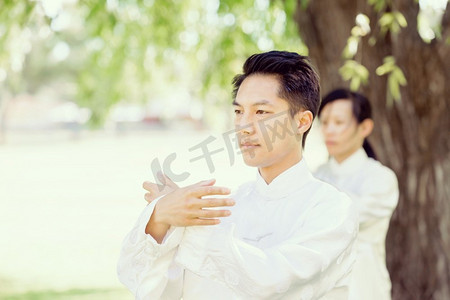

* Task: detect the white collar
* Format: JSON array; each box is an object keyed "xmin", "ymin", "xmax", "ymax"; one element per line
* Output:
[
  {"xmin": 254, "ymin": 159, "xmax": 313, "ymax": 201},
  {"xmin": 329, "ymin": 148, "xmax": 368, "ymax": 176}
]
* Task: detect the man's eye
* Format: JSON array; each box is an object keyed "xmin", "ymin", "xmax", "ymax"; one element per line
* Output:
[
  {"xmin": 234, "ymin": 109, "xmax": 242, "ymax": 114},
  {"xmin": 256, "ymin": 110, "xmax": 269, "ymax": 114}
]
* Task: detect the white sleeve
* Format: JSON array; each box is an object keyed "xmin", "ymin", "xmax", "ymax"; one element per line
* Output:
[
  {"xmin": 175, "ymin": 194, "xmax": 358, "ymax": 299},
  {"xmin": 117, "ymin": 197, "xmax": 185, "ymax": 300},
  {"xmin": 344, "ymin": 168, "xmax": 398, "ymax": 227}
]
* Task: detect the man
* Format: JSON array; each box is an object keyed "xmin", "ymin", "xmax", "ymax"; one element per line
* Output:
[{"xmin": 118, "ymin": 51, "xmax": 358, "ymax": 299}]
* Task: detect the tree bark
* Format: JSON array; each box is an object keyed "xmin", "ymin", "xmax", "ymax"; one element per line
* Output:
[{"xmin": 294, "ymin": 1, "xmax": 450, "ymax": 299}]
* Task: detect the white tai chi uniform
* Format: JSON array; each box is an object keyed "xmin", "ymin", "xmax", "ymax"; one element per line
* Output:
[
  {"xmin": 118, "ymin": 160, "xmax": 359, "ymax": 299},
  {"xmin": 314, "ymin": 149, "xmax": 399, "ymax": 300}
]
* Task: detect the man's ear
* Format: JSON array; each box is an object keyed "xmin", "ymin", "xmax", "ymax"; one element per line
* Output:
[
  {"xmin": 296, "ymin": 110, "xmax": 313, "ymax": 134},
  {"xmin": 360, "ymin": 118, "xmax": 374, "ymax": 138}
]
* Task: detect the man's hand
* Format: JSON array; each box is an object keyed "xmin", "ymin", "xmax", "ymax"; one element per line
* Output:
[
  {"xmin": 143, "ymin": 172, "xmax": 179, "ymax": 203},
  {"xmin": 145, "ymin": 178, "xmax": 234, "ymax": 243}
]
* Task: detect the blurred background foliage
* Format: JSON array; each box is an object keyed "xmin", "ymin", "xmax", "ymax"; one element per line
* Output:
[
  {"xmin": 0, "ymin": 0, "xmax": 305, "ymax": 129},
  {"xmin": 0, "ymin": 0, "xmax": 446, "ymax": 129}
]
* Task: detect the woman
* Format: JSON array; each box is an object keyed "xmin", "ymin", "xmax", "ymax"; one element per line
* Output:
[{"xmin": 314, "ymin": 88, "xmax": 399, "ymax": 300}]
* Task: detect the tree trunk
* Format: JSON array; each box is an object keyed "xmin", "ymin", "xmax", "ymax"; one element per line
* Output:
[{"xmin": 294, "ymin": 1, "xmax": 450, "ymax": 299}]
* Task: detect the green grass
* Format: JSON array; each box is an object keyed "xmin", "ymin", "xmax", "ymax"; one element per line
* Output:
[{"xmin": 0, "ymin": 288, "xmax": 132, "ymax": 300}]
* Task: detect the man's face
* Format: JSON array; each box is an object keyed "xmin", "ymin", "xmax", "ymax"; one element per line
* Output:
[
  {"xmin": 319, "ymin": 99, "xmax": 365, "ymax": 162},
  {"xmin": 233, "ymin": 74, "xmax": 302, "ymax": 169}
]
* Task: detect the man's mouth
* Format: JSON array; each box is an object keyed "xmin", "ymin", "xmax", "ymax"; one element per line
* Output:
[{"xmin": 240, "ymin": 141, "xmax": 260, "ymax": 149}]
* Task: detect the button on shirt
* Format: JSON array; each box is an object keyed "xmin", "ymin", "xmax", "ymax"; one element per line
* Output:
[{"xmin": 118, "ymin": 160, "xmax": 359, "ymax": 299}]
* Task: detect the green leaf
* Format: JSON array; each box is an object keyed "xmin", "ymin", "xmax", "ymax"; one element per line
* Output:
[
  {"xmin": 284, "ymin": 0, "xmax": 297, "ymax": 16},
  {"xmin": 339, "ymin": 60, "xmax": 369, "ymax": 90},
  {"xmin": 342, "ymin": 36, "xmax": 360, "ymax": 59},
  {"xmin": 393, "ymin": 68, "xmax": 407, "ymax": 86},
  {"xmin": 388, "ymin": 75, "xmax": 401, "ymax": 101},
  {"xmin": 350, "ymin": 77, "xmax": 361, "ymax": 91},
  {"xmin": 368, "ymin": 0, "xmax": 386, "ymax": 12},
  {"xmin": 376, "ymin": 56, "xmax": 407, "ymax": 104},
  {"xmin": 376, "ymin": 56, "xmax": 395, "ymax": 75},
  {"xmin": 378, "ymin": 11, "xmax": 407, "ymax": 36},
  {"xmin": 378, "ymin": 12, "xmax": 394, "ymax": 35},
  {"xmin": 394, "ymin": 12, "xmax": 407, "ymax": 28},
  {"xmin": 300, "ymin": 0, "xmax": 310, "ymax": 10}
]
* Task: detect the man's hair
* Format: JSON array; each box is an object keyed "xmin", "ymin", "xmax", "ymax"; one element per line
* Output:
[{"xmin": 232, "ymin": 50, "xmax": 320, "ymax": 147}]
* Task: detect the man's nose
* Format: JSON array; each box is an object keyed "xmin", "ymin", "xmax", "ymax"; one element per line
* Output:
[{"xmin": 237, "ymin": 113, "xmax": 256, "ymax": 135}]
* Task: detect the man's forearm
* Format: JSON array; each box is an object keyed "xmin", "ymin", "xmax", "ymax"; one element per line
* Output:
[{"xmin": 145, "ymin": 213, "xmax": 170, "ymax": 244}]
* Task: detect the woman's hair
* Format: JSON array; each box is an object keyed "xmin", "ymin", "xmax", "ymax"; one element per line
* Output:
[{"xmin": 319, "ymin": 88, "xmax": 377, "ymax": 160}]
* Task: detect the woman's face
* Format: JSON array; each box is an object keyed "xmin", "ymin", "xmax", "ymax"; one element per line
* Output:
[{"xmin": 319, "ymin": 99, "xmax": 367, "ymax": 163}]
